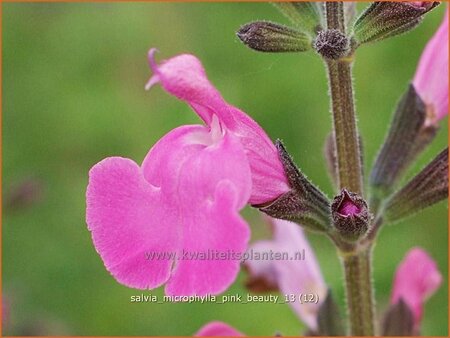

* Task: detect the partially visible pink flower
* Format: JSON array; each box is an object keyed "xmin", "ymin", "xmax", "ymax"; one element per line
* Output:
[
  {"xmin": 409, "ymin": 2, "xmax": 432, "ymax": 8},
  {"xmin": 413, "ymin": 10, "xmax": 448, "ymax": 124},
  {"xmin": 195, "ymin": 321, "xmax": 244, "ymax": 336},
  {"xmin": 146, "ymin": 49, "xmax": 289, "ymax": 205},
  {"xmin": 391, "ymin": 248, "xmax": 442, "ymax": 328},
  {"xmin": 244, "ymin": 218, "xmax": 327, "ymax": 331},
  {"xmin": 407, "ymin": 2, "xmax": 440, "ymax": 11}
]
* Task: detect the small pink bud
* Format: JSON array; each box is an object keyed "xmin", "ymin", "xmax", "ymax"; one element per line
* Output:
[{"xmin": 331, "ymin": 189, "xmax": 371, "ymax": 242}]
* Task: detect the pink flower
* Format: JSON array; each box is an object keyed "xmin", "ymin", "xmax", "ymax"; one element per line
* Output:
[
  {"xmin": 146, "ymin": 49, "xmax": 289, "ymax": 205},
  {"xmin": 410, "ymin": 2, "xmax": 433, "ymax": 8},
  {"xmin": 86, "ymin": 50, "xmax": 289, "ymax": 296},
  {"xmin": 244, "ymin": 218, "xmax": 327, "ymax": 331},
  {"xmin": 413, "ymin": 10, "xmax": 448, "ymax": 124},
  {"xmin": 195, "ymin": 321, "xmax": 244, "ymax": 336},
  {"xmin": 391, "ymin": 248, "xmax": 442, "ymax": 327}
]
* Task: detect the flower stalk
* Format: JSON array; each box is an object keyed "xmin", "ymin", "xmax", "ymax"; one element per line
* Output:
[
  {"xmin": 323, "ymin": 2, "xmax": 374, "ymax": 335},
  {"xmin": 340, "ymin": 246, "xmax": 375, "ymax": 336},
  {"xmin": 323, "ymin": 3, "xmax": 363, "ymax": 195}
]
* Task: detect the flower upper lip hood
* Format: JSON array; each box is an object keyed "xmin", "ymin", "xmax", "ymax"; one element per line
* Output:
[
  {"xmin": 413, "ymin": 10, "xmax": 448, "ymax": 124},
  {"xmin": 146, "ymin": 48, "xmax": 290, "ymax": 205}
]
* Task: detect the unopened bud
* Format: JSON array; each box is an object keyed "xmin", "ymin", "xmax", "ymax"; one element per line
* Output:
[
  {"xmin": 353, "ymin": 2, "xmax": 440, "ymax": 45},
  {"xmin": 313, "ymin": 29, "xmax": 350, "ymax": 60},
  {"xmin": 237, "ymin": 21, "xmax": 311, "ymax": 53},
  {"xmin": 384, "ymin": 148, "xmax": 448, "ymax": 223},
  {"xmin": 331, "ymin": 189, "xmax": 371, "ymax": 242},
  {"xmin": 370, "ymin": 85, "xmax": 438, "ymax": 199}
]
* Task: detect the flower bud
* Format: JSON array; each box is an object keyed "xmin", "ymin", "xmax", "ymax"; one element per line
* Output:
[
  {"xmin": 353, "ymin": 2, "xmax": 439, "ymax": 45},
  {"xmin": 313, "ymin": 29, "xmax": 350, "ymax": 60},
  {"xmin": 384, "ymin": 148, "xmax": 448, "ymax": 223},
  {"xmin": 331, "ymin": 189, "xmax": 371, "ymax": 242},
  {"xmin": 237, "ymin": 21, "xmax": 312, "ymax": 53},
  {"xmin": 369, "ymin": 85, "xmax": 438, "ymax": 200}
]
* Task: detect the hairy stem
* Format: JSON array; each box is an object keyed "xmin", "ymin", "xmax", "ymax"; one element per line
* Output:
[
  {"xmin": 324, "ymin": 2, "xmax": 375, "ymax": 335},
  {"xmin": 326, "ymin": 1, "xmax": 345, "ymax": 33},
  {"xmin": 340, "ymin": 247, "xmax": 376, "ymax": 336},
  {"xmin": 325, "ymin": 2, "xmax": 363, "ymax": 195}
]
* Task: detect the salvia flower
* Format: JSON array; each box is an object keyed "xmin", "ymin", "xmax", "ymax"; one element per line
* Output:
[
  {"xmin": 244, "ymin": 218, "xmax": 327, "ymax": 331},
  {"xmin": 195, "ymin": 321, "xmax": 244, "ymax": 337},
  {"xmin": 391, "ymin": 248, "xmax": 442, "ymax": 328},
  {"xmin": 86, "ymin": 49, "xmax": 289, "ymax": 296},
  {"xmin": 146, "ymin": 49, "xmax": 289, "ymax": 205},
  {"xmin": 413, "ymin": 10, "xmax": 449, "ymax": 125}
]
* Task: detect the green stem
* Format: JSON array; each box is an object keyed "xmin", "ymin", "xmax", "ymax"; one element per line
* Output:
[
  {"xmin": 325, "ymin": 3, "xmax": 363, "ymax": 195},
  {"xmin": 326, "ymin": 59, "xmax": 363, "ymax": 194},
  {"xmin": 324, "ymin": 2, "xmax": 375, "ymax": 335},
  {"xmin": 325, "ymin": 1, "xmax": 345, "ymax": 33},
  {"xmin": 340, "ymin": 247, "xmax": 376, "ymax": 336}
]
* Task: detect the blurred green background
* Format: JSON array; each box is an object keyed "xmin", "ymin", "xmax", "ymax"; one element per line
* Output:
[{"xmin": 3, "ymin": 2, "xmax": 448, "ymax": 336}]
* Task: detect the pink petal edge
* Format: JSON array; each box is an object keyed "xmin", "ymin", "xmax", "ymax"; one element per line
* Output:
[{"xmin": 195, "ymin": 321, "xmax": 244, "ymax": 337}]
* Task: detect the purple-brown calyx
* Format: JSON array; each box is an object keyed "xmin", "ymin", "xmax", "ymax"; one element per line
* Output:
[{"xmin": 332, "ymin": 189, "xmax": 371, "ymax": 242}]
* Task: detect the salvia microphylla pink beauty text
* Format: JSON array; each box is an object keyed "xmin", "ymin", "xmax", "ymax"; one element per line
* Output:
[{"xmin": 86, "ymin": 2, "xmax": 448, "ymax": 336}]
